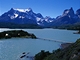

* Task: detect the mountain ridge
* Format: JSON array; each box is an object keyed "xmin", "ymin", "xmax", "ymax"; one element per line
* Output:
[{"xmin": 0, "ymin": 7, "xmax": 80, "ymax": 28}]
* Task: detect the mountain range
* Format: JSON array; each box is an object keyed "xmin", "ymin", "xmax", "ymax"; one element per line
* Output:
[{"xmin": 0, "ymin": 7, "xmax": 80, "ymax": 28}]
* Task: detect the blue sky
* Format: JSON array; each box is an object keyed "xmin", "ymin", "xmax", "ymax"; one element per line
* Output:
[{"xmin": 0, "ymin": 0, "xmax": 80, "ymax": 18}]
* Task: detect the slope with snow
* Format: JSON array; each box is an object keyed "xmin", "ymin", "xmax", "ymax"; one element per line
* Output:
[{"xmin": 0, "ymin": 7, "xmax": 80, "ymax": 28}]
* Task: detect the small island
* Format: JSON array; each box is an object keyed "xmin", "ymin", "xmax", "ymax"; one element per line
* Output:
[
  {"xmin": 0, "ymin": 30, "xmax": 36, "ymax": 39},
  {"xmin": 73, "ymin": 30, "xmax": 80, "ymax": 34}
]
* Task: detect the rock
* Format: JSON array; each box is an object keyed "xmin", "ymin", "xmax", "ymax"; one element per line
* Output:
[{"xmin": 60, "ymin": 43, "xmax": 72, "ymax": 49}]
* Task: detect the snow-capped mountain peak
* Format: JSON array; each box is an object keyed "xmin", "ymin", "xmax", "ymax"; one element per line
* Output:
[
  {"xmin": 0, "ymin": 7, "xmax": 55, "ymax": 27},
  {"xmin": 0, "ymin": 7, "xmax": 80, "ymax": 28},
  {"xmin": 13, "ymin": 8, "xmax": 32, "ymax": 12}
]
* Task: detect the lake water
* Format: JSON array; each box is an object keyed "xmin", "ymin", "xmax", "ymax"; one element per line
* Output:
[{"xmin": 0, "ymin": 28, "xmax": 80, "ymax": 60}]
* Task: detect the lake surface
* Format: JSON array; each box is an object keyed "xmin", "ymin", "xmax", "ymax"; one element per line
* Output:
[{"xmin": 0, "ymin": 28, "xmax": 80, "ymax": 60}]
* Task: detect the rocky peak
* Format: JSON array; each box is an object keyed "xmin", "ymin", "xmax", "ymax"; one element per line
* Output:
[
  {"xmin": 26, "ymin": 8, "xmax": 32, "ymax": 12},
  {"xmin": 63, "ymin": 7, "xmax": 74, "ymax": 17},
  {"xmin": 68, "ymin": 7, "xmax": 75, "ymax": 17},
  {"xmin": 10, "ymin": 8, "xmax": 14, "ymax": 11},
  {"xmin": 76, "ymin": 9, "xmax": 80, "ymax": 15},
  {"xmin": 36, "ymin": 13, "xmax": 43, "ymax": 18}
]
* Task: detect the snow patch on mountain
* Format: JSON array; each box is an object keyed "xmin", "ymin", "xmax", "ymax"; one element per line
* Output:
[
  {"xmin": 3, "ymin": 7, "xmax": 78, "ymax": 27},
  {"xmin": 19, "ymin": 16, "xmax": 25, "ymax": 19},
  {"xmin": 10, "ymin": 16, "xmax": 15, "ymax": 19},
  {"xmin": 13, "ymin": 8, "xmax": 32, "ymax": 12},
  {"xmin": 8, "ymin": 13, "xmax": 18, "ymax": 19},
  {"xmin": 14, "ymin": 13, "xmax": 18, "ymax": 18},
  {"xmin": 36, "ymin": 17, "xmax": 41, "ymax": 21}
]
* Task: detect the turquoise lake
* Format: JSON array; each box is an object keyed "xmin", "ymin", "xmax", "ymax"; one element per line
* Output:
[{"xmin": 0, "ymin": 28, "xmax": 80, "ymax": 60}]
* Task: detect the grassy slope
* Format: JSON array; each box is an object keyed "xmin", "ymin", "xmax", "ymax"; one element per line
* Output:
[{"xmin": 35, "ymin": 38, "xmax": 80, "ymax": 60}]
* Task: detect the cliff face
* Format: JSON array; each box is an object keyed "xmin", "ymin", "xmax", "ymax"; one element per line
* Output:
[{"xmin": 35, "ymin": 38, "xmax": 80, "ymax": 60}]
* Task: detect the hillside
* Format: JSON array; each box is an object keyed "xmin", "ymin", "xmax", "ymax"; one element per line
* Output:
[{"xmin": 35, "ymin": 38, "xmax": 80, "ymax": 60}]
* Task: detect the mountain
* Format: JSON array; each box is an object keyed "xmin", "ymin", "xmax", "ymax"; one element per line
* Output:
[
  {"xmin": 0, "ymin": 8, "xmax": 55, "ymax": 28},
  {"xmin": 0, "ymin": 8, "xmax": 39, "ymax": 24},
  {"xmin": 51, "ymin": 8, "xmax": 80, "ymax": 30},
  {"xmin": 0, "ymin": 7, "xmax": 80, "ymax": 28},
  {"xmin": 53, "ymin": 7, "xmax": 80, "ymax": 26},
  {"xmin": 76, "ymin": 9, "xmax": 80, "ymax": 16}
]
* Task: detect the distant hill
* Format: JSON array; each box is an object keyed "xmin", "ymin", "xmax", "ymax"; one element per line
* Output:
[{"xmin": 0, "ymin": 7, "xmax": 80, "ymax": 28}]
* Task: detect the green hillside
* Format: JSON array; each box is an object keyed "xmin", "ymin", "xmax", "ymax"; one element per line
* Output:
[{"xmin": 35, "ymin": 38, "xmax": 80, "ymax": 60}]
